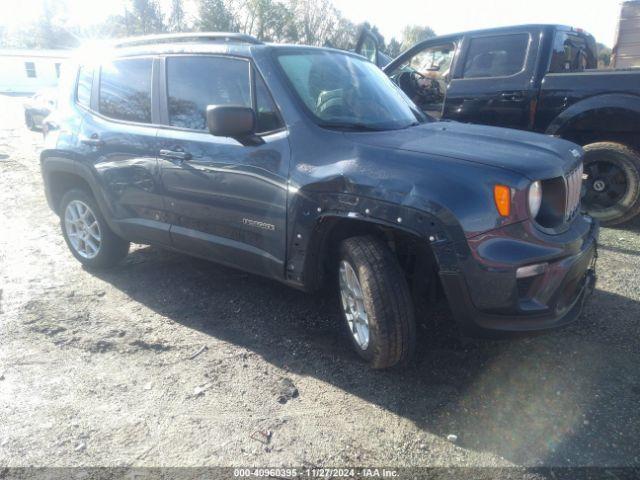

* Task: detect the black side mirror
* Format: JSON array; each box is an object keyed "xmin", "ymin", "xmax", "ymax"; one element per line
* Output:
[{"xmin": 206, "ymin": 105, "xmax": 263, "ymax": 146}]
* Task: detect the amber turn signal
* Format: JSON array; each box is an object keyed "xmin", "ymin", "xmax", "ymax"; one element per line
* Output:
[{"xmin": 493, "ymin": 185, "xmax": 511, "ymax": 217}]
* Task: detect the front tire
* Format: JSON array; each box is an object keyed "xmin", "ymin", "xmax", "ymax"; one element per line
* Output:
[
  {"xmin": 59, "ymin": 189, "xmax": 130, "ymax": 269},
  {"xmin": 582, "ymin": 142, "xmax": 640, "ymax": 226},
  {"xmin": 337, "ymin": 236, "xmax": 416, "ymax": 369}
]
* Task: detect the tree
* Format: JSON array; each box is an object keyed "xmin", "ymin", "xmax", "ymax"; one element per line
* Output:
[
  {"xmin": 289, "ymin": 0, "xmax": 343, "ymax": 46},
  {"xmin": 400, "ymin": 24, "xmax": 436, "ymax": 50},
  {"xmin": 94, "ymin": 14, "xmax": 132, "ymax": 38},
  {"xmin": 127, "ymin": 0, "xmax": 166, "ymax": 35},
  {"xmin": 198, "ymin": 0, "xmax": 237, "ymax": 32},
  {"xmin": 386, "ymin": 37, "xmax": 402, "ymax": 57},
  {"xmin": 2, "ymin": 0, "xmax": 378, "ymax": 51},
  {"xmin": 92, "ymin": 0, "xmax": 165, "ymax": 38},
  {"xmin": 229, "ymin": 0, "xmax": 295, "ymax": 42},
  {"xmin": 0, "ymin": 0, "xmax": 78, "ymax": 49},
  {"xmin": 168, "ymin": 0, "xmax": 188, "ymax": 32},
  {"xmin": 328, "ymin": 16, "xmax": 356, "ymax": 50}
]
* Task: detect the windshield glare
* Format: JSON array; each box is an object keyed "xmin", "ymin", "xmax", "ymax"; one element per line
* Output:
[{"xmin": 277, "ymin": 51, "xmax": 421, "ymax": 130}]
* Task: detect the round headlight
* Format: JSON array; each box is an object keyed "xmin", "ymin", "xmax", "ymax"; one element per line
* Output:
[{"xmin": 528, "ymin": 181, "xmax": 542, "ymax": 218}]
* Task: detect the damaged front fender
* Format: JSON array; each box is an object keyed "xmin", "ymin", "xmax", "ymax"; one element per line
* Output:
[{"xmin": 284, "ymin": 186, "xmax": 467, "ymax": 291}]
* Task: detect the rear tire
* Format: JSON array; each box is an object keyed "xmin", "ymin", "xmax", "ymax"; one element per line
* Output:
[
  {"xmin": 59, "ymin": 189, "xmax": 130, "ymax": 269},
  {"xmin": 582, "ymin": 142, "xmax": 640, "ymax": 226},
  {"xmin": 337, "ymin": 236, "xmax": 416, "ymax": 369}
]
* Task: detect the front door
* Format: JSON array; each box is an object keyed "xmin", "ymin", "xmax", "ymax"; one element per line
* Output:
[
  {"xmin": 156, "ymin": 54, "xmax": 289, "ymax": 279},
  {"xmin": 354, "ymin": 27, "xmax": 387, "ymax": 67},
  {"xmin": 385, "ymin": 40, "xmax": 458, "ymax": 119},
  {"xmin": 443, "ymin": 30, "xmax": 539, "ymax": 130}
]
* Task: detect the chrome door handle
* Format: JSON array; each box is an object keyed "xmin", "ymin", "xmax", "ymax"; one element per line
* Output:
[{"xmin": 500, "ymin": 92, "xmax": 526, "ymax": 102}]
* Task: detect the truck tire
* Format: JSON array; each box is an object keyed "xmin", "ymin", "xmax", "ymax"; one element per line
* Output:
[
  {"xmin": 59, "ymin": 189, "xmax": 130, "ymax": 269},
  {"xmin": 337, "ymin": 236, "xmax": 416, "ymax": 369},
  {"xmin": 582, "ymin": 142, "xmax": 640, "ymax": 226}
]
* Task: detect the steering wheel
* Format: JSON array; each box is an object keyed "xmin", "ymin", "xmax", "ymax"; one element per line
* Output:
[{"xmin": 398, "ymin": 71, "xmax": 442, "ymax": 102}]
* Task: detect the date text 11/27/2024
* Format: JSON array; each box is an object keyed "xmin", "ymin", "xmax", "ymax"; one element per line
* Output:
[{"xmin": 233, "ymin": 468, "xmax": 399, "ymax": 477}]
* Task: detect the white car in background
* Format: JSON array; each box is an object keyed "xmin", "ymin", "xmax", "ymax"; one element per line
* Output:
[{"xmin": 23, "ymin": 88, "xmax": 57, "ymax": 131}]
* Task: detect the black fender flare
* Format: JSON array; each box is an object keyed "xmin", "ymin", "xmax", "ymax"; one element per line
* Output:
[
  {"xmin": 545, "ymin": 93, "xmax": 640, "ymax": 137},
  {"xmin": 285, "ymin": 191, "xmax": 467, "ymax": 291},
  {"xmin": 40, "ymin": 153, "xmax": 125, "ymax": 237}
]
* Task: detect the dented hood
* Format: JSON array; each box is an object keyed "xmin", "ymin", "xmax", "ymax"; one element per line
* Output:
[{"xmin": 345, "ymin": 121, "xmax": 582, "ymax": 180}]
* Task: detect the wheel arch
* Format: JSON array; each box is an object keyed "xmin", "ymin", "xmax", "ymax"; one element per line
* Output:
[
  {"xmin": 40, "ymin": 154, "xmax": 122, "ymax": 235},
  {"xmin": 45, "ymin": 171, "xmax": 93, "ymax": 216},
  {"xmin": 545, "ymin": 94, "xmax": 640, "ymax": 148},
  {"xmin": 286, "ymin": 193, "xmax": 462, "ymax": 296}
]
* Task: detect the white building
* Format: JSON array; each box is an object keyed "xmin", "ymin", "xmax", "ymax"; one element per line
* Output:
[
  {"xmin": 613, "ymin": 1, "xmax": 640, "ymax": 68},
  {"xmin": 0, "ymin": 49, "xmax": 71, "ymax": 94}
]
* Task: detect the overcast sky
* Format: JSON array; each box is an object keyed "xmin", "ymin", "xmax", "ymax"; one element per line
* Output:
[{"xmin": 0, "ymin": 0, "xmax": 624, "ymax": 47}]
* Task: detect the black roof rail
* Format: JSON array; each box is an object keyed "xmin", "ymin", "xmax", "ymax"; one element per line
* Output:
[{"xmin": 112, "ymin": 32, "xmax": 263, "ymax": 48}]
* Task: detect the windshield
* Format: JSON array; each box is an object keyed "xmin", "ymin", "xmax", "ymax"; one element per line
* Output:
[{"xmin": 276, "ymin": 50, "xmax": 422, "ymax": 131}]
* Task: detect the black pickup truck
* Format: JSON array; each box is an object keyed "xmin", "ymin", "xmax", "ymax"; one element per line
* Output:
[{"xmin": 357, "ymin": 24, "xmax": 640, "ymax": 225}]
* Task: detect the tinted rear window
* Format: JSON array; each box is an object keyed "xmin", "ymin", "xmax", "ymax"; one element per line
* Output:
[
  {"xmin": 167, "ymin": 56, "xmax": 251, "ymax": 131},
  {"xmin": 463, "ymin": 34, "xmax": 529, "ymax": 78},
  {"xmin": 99, "ymin": 58, "xmax": 153, "ymax": 123}
]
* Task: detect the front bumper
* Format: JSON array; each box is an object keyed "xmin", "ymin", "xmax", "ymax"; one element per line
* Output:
[{"xmin": 437, "ymin": 215, "xmax": 599, "ymax": 337}]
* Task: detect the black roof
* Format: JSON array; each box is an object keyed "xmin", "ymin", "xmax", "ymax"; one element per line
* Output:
[
  {"xmin": 409, "ymin": 24, "xmax": 592, "ymax": 43},
  {"xmin": 112, "ymin": 32, "xmax": 263, "ymax": 48}
]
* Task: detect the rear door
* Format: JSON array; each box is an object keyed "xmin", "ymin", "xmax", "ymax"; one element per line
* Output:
[
  {"xmin": 444, "ymin": 28, "xmax": 540, "ymax": 130},
  {"xmin": 156, "ymin": 54, "xmax": 290, "ymax": 279},
  {"xmin": 78, "ymin": 56, "xmax": 168, "ymax": 245}
]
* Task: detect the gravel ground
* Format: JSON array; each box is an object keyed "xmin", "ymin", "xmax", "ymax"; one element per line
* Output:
[{"xmin": 1, "ymin": 94, "xmax": 639, "ymax": 471}]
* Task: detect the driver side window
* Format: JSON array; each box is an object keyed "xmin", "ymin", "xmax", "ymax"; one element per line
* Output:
[{"xmin": 390, "ymin": 43, "xmax": 455, "ymax": 118}]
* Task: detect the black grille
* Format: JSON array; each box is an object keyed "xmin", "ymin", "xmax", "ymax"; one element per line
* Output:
[{"xmin": 564, "ymin": 164, "xmax": 583, "ymax": 221}]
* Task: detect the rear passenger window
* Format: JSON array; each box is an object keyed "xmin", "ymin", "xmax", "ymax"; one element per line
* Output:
[
  {"xmin": 167, "ymin": 56, "xmax": 251, "ymax": 131},
  {"xmin": 76, "ymin": 65, "xmax": 93, "ymax": 108},
  {"xmin": 463, "ymin": 34, "xmax": 529, "ymax": 78},
  {"xmin": 99, "ymin": 58, "xmax": 153, "ymax": 123}
]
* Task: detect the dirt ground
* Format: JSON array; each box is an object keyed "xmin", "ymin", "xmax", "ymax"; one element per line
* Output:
[{"xmin": 1, "ymin": 93, "xmax": 639, "ymax": 471}]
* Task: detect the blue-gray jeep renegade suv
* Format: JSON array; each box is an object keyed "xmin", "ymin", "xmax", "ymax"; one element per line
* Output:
[{"xmin": 41, "ymin": 33, "xmax": 598, "ymax": 368}]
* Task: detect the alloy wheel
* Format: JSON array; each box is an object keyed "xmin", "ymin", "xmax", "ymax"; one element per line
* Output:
[
  {"xmin": 64, "ymin": 200, "xmax": 102, "ymax": 259},
  {"xmin": 339, "ymin": 260, "xmax": 370, "ymax": 350}
]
